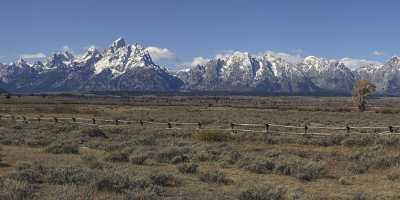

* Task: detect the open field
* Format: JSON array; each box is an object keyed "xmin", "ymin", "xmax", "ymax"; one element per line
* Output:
[{"xmin": 1, "ymin": 95, "xmax": 400, "ymax": 199}]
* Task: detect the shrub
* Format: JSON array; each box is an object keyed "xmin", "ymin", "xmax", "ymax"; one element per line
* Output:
[
  {"xmin": 129, "ymin": 153, "xmax": 149, "ymax": 165},
  {"xmin": 45, "ymin": 184, "xmax": 96, "ymax": 200},
  {"xmin": 192, "ymin": 130, "xmax": 233, "ymax": 142},
  {"xmin": 0, "ymin": 178, "xmax": 36, "ymax": 200},
  {"xmin": 239, "ymin": 184, "xmax": 287, "ymax": 200},
  {"xmin": 199, "ymin": 170, "xmax": 231, "ymax": 185},
  {"xmin": 352, "ymin": 192, "xmax": 369, "ymax": 200},
  {"xmin": 150, "ymin": 173, "xmax": 180, "ymax": 187},
  {"xmin": 222, "ymin": 151, "xmax": 242, "ymax": 165},
  {"xmin": 239, "ymin": 156, "xmax": 275, "ymax": 174},
  {"xmin": 25, "ymin": 135, "xmax": 53, "ymax": 147},
  {"xmin": 123, "ymin": 189, "xmax": 160, "ymax": 200},
  {"xmin": 44, "ymin": 166, "xmax": 96, "ymax": 185},
  {"xmin": 95, "ymin": 173, "xmax": 133, "ymax": 193},
  {"xmin": 347, "ymin": 147, "xmax": 400, "ymax": 170},
  {"xmin": 8, "ymin": 162, "xmax": 96, "ymax": 185},
  {"xmin": 0, "ymin": 150, "xmax": 9, "ymax": 167},
  {"xmin": 80, "ymin": 127, "xmax": 108, "ymax": 138},
  {"xmin": 95, "ymin": 172, "xmax": 161, "ymax": 194},
  {"xmin": 341, "ymin": 135, "xmax": 376, "ymax": 147},
  {"xmin": 347, "ymin": 163, "xmax": 368, "ymax": 174},
  {"xmin": 177, "ymin": 163, "xmax": 199, "ymax": 174},
  {"xmin": 386, "ymin": 173, "xmax": 400, "ymax": 182},
  {"xmin": 105, "ymin": 151, "xmax": 130, "ymax": 162},
  {"xmin": 273, "ymin": 156, "xmax": 327, "ymax": 181},
  {"xmin": 46, "ymin": 142, "xmax": 79, "ymax": 154},
  {"xmin": 376, "ymin": 136, "xmax": 400, "ymax": 147},
  {"xmin": 156, "ymin": 147, "xmax": 192, "ymax": 164},
  {"xmin": 81, "ymin": 155, "xmax": 104, "ymax": 169},
  {"xmin": 7, "ymin": 162, "xmax": 45, "ymax": 183}
]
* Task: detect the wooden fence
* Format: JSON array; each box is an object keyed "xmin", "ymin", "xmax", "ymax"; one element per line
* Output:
[{"xmin": 1, "ymin": 113, "xmax": 400, "ymax": 137}]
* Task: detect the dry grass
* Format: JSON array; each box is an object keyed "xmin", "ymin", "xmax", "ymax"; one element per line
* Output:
[{"xmin": 1, "ymin": 95, "xmax": 400, "ymax": 199}]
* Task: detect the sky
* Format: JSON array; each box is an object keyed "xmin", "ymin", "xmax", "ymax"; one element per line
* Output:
[{"xmin": 0, "ymin": 0, "xmax": 399, "ymax": 68}]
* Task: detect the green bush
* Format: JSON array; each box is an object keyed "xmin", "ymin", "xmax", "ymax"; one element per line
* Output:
[
  {"xmin": 105, "ymin": 151, "xmax": 130, "ymax": 162},
  {"xmin": 239, "ymin": 156, "xmax": 275, "ymax": 174},
  {"xmin": 46, "ymin": 142, "xmax": 79, "ymax": 154},
  {"xmin": 239, "ymin": 184, "xmax": 287, "ymax": 200},
  {"xmin": 177, "ymin": 163, "xmax": 199, "ymax": 174},
  {"xmin": 150, "ymin": 173, "xmax": 180, "ymax": 187},
  {"xmin": 0, "ymin": 178, "xmax": 36, "ymax": 200},
  {"xmin": 123, "ymin": 189, "xmax": 160, "ymax": 200},
  {"xmin": 387, "ymin": 173, "xmax": 400, "ymax": 182},
  {"xmin": 80, "ymin": 127, "xmax": 108, "ymax": 138},
  {"xmin": 129, "ymin": 153, "xmax": 148, "ymax": 165},
  {"xmin": 44, "ymin": 166, "xmax": 96, "ymax": 185},
  {"xmin": 274, "ymin": 156, "xmax": 327, "ymax": 181},
  {"xmin": 199, "ymin": 170, "xmax": 231, "ymax": 185},
  {"xmin": 156, "ymin": 147, "xmax": 192, "ymax": 164}
]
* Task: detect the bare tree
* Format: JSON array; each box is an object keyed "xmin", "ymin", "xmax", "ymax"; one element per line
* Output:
[{"xmin": 352, "ymin": 80, "xmax": 376, "ymax": 112}]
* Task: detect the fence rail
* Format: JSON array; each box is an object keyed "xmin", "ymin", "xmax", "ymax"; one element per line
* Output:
[{"xmin": 1, "ymin": 113, "xmax": 399, "ymax": 137}]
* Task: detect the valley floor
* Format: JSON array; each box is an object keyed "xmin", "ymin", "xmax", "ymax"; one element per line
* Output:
[{"xmin": 1, "ymin": 95, "xmax": 400, "ymax": 199}]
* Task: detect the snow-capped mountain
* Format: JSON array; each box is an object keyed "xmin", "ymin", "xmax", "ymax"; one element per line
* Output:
[
  {"xmin": 0, "ymin": 38, "xmax": 183, "ymax": 92},
  {"xmin": 0, "ymin": 38, "xmax": 399, "ymax": 95}
]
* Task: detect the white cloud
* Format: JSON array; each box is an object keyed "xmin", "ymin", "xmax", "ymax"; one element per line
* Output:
[
  {"xmin": 340, "ymin": 57, "xmax": 381, "ymax": 70},
  {"xmin": 215, "ymin": 50, "xmax": 235, "ymax": 60},
  {"xmin": 21, "ymin": 53, "xmax": 46, "ymax": 60},
  {"xmin": 145, "ymin": 46, "xmax": 176, "ymax": 61},
  {"xmin": 371, "ymin": 50, "xmax": 385, "ymax": 56},
  {"xmin": 263, "ymin": 50, "xmax": 304, "ymax": 63},
  {"xmin": 214, "ymin": 49, "xmax": 304, "ymax": 64},
  {"xmin": 189, "ymin": 57, "xmax": 210, "ymax": 66}
]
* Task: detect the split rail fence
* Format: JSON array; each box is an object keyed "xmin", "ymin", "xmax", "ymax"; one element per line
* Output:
[{"xmin": 1, "ymin": 114, "xmax": 400, "ymax": 138}]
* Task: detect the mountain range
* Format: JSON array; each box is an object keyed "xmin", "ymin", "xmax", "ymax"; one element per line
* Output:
[{"xmin": 1, "ymin": 38, "xmax": 399, "ymax": 95}]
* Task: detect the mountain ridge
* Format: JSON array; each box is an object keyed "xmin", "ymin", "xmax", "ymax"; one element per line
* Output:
[{"xmin": 1, "ymin": 38, "xmax": 399, "ymax": 95}]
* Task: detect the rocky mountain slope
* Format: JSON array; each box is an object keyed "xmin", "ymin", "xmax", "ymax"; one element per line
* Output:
[
  {"xmin": 0, "ymin": 38, "xmax": 399, "ymax": 95},
  {"xmin": 0, "ymin": 38, "xmax": 183, "ymax": 93},
  {"xmin": 178, "ymin": 53, "xmax": 400, "ymax": 95}
]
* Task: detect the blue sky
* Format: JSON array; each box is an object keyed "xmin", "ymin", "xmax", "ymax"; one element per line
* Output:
[{"xmin": 0, "ymin": 0, "xmax": 399, "ymax": 67}]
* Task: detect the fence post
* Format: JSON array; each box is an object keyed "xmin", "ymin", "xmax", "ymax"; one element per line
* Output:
[
  {"xmin": 265, "ymin": 123, "xmax": 270, "ymax": 135},
  {"xmin": 389, "ymin": 126, "xmax": 393, "ymax": 133},
  {"xmin": 72, "ymin": 118, "xmax": 76, "ymax": 122},
  {"xmin": 346, "ymin": 125, "xmax": 351, "ymax": 134},
  {"xmin": 140, "ymin": 120, "xmax": 144, "ymax": 126},
  {"xmin": 54, "ymin": 117, "xmax": 58, "ymax": 123},
  {"xmin": 22, "ymin": 116, "xmax": 27, "ymax": 123},
  {"xmin": 198, "ymin": 122, "xmax": 202, "ymax": 129},
  {"xmin": 115, "ymin": 119, "xmax": 119, "ymax": 125},
  {"xmin": 168, "ymin": 122, "xmax": 172, "ymax": 129},
  {"xmin": 231, "ymin": 123, "xmax": 235, "ymax": 134},
  {"xmin": 37, "ymin": 116, "xmax": 41, "ymax": 122},
  {"xmin": 304, "ymin": 125, "xmax": 308, "ymax": 135},
  {"xmin": 92, "ymin": 118, "xmax": 96, "ymax": 125}
]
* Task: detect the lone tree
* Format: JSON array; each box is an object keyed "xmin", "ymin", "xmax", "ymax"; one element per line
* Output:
[{"xmin": 352, "ymin": 80, "xmax": 376, "ymax": 112}]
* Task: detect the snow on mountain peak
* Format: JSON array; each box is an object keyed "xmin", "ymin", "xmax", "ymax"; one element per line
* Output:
[
  {"xmin": 111, "ymin": 37, "xmax": 126, "ymax": 50},
  {"xmin": 303, "ymin": 56, "xmax": 330, "ymax": 72},
  {"xmin": 94, "ymin": 39, "xmax": 158, "ymax": 76},
  {"xmin": 387, "ymin": 56, "xmax": 400, "ymax": 67},
  {"xmin": 16, "ymin": 58, "xmax": 28, "ymax": 66}
]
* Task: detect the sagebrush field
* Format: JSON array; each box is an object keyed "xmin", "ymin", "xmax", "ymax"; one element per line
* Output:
[{"xmin": 1, "ymin": 95, "xmax": 400, "ymax": 200}]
